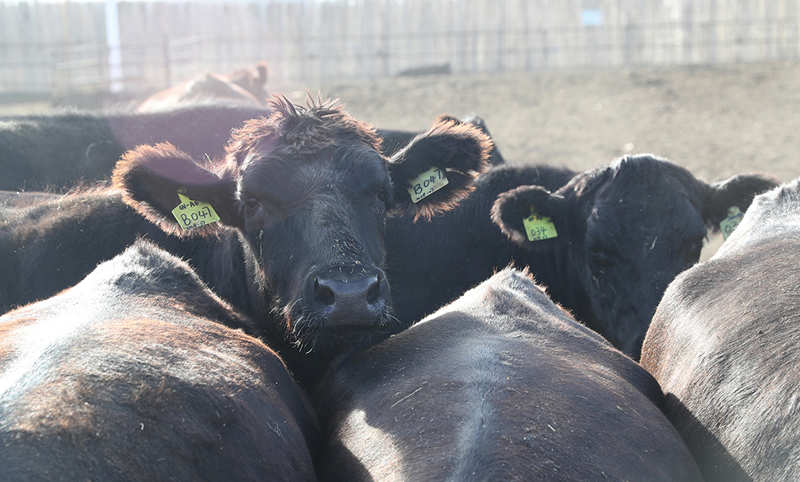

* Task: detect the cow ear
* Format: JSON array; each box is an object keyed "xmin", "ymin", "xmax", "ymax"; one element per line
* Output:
[
  {"xmin": 387, "ymin": 118, "xmax": 491, "ymax": 221},
  {"xmin": 491, "ymin": 185, "xmax": 569, "ymax": 247},
  {"xmin": 435, "ymin": 113, "xmax": 504, "ymax": 166},
  {"xmin": 112, "ymin": 142, "xmax": 242, "ymax": 237},
  {"xmin": 703, "ymin": 174, "xmax": 778, "ymax": 232}
]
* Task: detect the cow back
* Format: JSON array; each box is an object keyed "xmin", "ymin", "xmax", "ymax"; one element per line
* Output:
[
  {"xmin": 317, "ymin": 268, "xmax": 701, "ymax": 481},
  {"xmin": 0, "ymin": 241, "xmax": 317, "ymax": 481}
]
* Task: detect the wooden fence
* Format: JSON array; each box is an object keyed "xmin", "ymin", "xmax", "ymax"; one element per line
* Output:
[{"xmin": 1, "ymin": 0, "xmax": 800, "ymax": 96}]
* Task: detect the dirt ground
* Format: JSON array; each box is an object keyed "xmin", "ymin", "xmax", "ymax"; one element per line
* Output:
[
  {"xmin": 4, "ymin": 61, "xmax": 799, "ymax": 255},
  {"xmin": 310, "ymin": 61, "xmax": 800, "ymax": 184}
]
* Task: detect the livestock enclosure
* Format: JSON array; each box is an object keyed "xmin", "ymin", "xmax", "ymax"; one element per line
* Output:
[
  {"xmin": 3, "ymin": 1, "xmax": 800, "ymax": 479},
  {"xmin": 2, "ymin": 0, "xmax": 800, "ymax": 98}
]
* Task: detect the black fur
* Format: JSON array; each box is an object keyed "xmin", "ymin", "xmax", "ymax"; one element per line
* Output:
[
  {"xmin": 0, "ymin": 190, "xmax": 259, "ymax": 322},
  {"xmin": 315, "ymin": 268, "xmax": 702, "ymax": 481},
  {"xmin": 386, "ymin": 163, "xmax": 574, "ymax": 324}
]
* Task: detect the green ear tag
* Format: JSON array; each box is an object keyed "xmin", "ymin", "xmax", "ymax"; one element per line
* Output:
[
  {"xmin": 171, "ymin": 193, "xmax": 220, "ymax": 230},
  {"xmin": 719, "ymin": 206, "xmax": 744, "ymax": 240},
  {"xmin": 408, "ymin": 167, "xmax": 448, "ymax": 203},
  {"xmin": 522, "ymin": 208, "xmax": 558, "ymax": 242}
]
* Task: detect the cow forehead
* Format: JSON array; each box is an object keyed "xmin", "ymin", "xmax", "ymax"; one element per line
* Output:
[
  {"xmin": 591, "ymin": 184, "xmax": 697, "ymax": 217},
  {"xmin": 238, "ymin": 146, "xmax": 389, "ymax": 204},
  {"xmin": 587, "ymin": 187, "xmax": 705, "ymax": 246},
  {"xmin": 608, "ymin": 166, "xmax": 697, "ymax": 197},
  {"xmin": 591, "ymin": 163, "xmax": 703, "ymax": 214}
]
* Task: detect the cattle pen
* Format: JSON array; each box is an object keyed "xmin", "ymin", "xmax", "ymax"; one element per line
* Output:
[{"xmin": 3, "ymin": 0, "xmax": 800, "ymax": 480}]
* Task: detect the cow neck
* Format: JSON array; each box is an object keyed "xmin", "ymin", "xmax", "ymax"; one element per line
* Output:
[
  {"xmin": 518, "ymin": 236, "xmax": 587, "ymax": 325},
  {"xmin": 180, "ymin": 231, "xmax": 261, "ymax": 322},
  {"xmin": 183, "ymin": 230, "xmax": 322, "ymax": 387}
]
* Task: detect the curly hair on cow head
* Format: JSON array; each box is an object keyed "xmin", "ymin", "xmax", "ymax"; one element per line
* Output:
[{"xmin": 223, "ymin": 95, "xmax": 382, "ymax": 168}]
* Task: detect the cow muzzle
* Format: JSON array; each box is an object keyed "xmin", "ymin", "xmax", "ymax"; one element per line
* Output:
[{"xmin": 306, "ymin": 267, "xmax": 391, "ymax": 328}]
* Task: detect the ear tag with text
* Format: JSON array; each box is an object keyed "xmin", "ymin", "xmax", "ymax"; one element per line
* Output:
[
  {"xmin": 720, "ymin": 206, "xmax": 743, "ymax": 240},
  {"xmin": 408, "ymin": 167, "xmax": 448, "ymax": 203},
  {"xmin": 171, "ymin": 192, "xmax": 220, "ymax": 230},
  {"xmin": 523, "ymin": 207, "xmax": 558, "ymax": 242}
]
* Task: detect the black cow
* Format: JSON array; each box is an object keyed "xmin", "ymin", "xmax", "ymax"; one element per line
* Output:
[
  {"xmin": 389, "ymin": 154, "xmax": 776, "ymax": 358},
  {"xmin": 0, "ymin": 240, "xmax": 318, "ymax": 481},
  {"xmin": 316, "ymin": 268, "xmax": 702, "ymax": 481},
  {"xmin": 641, "ymin": 178, "xmax": 800, "ymax": 481},
  {"xmin": 387, "ymin": 162, "xmax": 573, "ymax": 322},
  {"xmin": 0, "ymin": 103, "xmax": 271, "ymax": 191},
  {"xmin": 377, "ymin": 114, "xmax": 504, "ymax": 164},
  {"xmin": 1, "ymin": 97, "xmax": 491, "ymax": 385}
]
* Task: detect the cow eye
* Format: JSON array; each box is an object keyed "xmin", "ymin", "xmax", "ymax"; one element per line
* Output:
[{"xmin": 244, "ymin": 197, "xmax": 261, "ymax": 217}]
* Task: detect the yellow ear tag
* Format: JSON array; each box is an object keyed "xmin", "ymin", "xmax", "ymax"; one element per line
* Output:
[
  {"xmin": 523, "ymin": 208, "xmax": 558, "ymax": 242},
  {"xmin": 720, "ymin": 206, "xmax": 743, "ymax": 240},
  {"xmin": 408, "ymin": 167, "xmax": 449, "ymax": 203},
  {"xmin": 171, "ymin": 192, "xmax": 220, "ymax": 230}
]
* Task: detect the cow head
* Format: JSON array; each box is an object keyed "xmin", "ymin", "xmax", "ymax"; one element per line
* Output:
[
  {"xmin": 113, "ymin": 97, "xmax": 490, "ymax": 365},
  {"xmin": 492, "ymin": 154, "xmax": 776, "ymax": 358},
  {"xmin": 229, "ymin": 61, "xmax": 269, "ymax": 103}
]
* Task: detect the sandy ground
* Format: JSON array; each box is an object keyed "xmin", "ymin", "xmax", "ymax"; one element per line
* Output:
[{"xmin": 4, "ymin": 61, "xmax": 799, "ymax": 255}]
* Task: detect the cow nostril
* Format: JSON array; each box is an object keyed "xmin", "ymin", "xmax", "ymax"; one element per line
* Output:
[
  {"xmin": 366, "ymin": 274, "xmax": 381, "ymax": 305},
  {"xmin": 314, "ymin": 277, "xmax": 336, "ymax": 306}
]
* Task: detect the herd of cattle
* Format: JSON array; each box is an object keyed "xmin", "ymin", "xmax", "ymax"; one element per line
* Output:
[{"xmin": 0, "ymin": 65, "xmax": 797, "ymax": 481}]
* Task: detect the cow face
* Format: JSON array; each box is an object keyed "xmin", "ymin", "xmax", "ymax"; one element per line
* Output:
[
  {"xmin": 492, "ymin": 154, "xmax": 776, "ymax": 358},
  {"xmin": 113, "ymin": 97, "xmax": 490, "ymax": 362}
]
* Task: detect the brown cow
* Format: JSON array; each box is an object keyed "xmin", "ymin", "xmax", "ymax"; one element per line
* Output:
[{"xmin": 138, "ymin": 61, "xmax": 269, "ymax": 112}]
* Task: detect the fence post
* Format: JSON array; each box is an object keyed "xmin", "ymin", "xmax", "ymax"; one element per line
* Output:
[
  {"xmin": 297, "ymin": 2, "xmax": 306, "ymax": 82},
  {"xmin": 380, "ymin": 0, "xmax": 391, "ymax": 76},
  {"xmin": 104, "ymin": 0, "xmax": 123, "ymax": 93},
  {"xmin": 496, "ymin": 1, "xmax": 505, "ymax": 72},
  {"xmin": 162, "ymin": 34, "xmax": 171, "ymax": 88}
]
